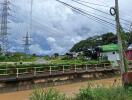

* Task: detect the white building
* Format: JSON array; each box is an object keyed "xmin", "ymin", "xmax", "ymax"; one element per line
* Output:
[{"xmin": 100, "ymin": 44, "xmax": 120, "ymax": 67}]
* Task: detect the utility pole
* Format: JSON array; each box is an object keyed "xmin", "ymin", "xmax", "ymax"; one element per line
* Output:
[
  {"xmin": 115, "ymin": 0, "xmax": 125, "ymax": 80},
  {"xmin": 0, "ymin": 0, "xmax": 10, "ymax": 54}
]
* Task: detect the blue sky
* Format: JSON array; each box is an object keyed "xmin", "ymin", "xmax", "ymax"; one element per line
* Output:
[{"xmin": 3, "ymin": 0, "xmax": 132, "ymax": 55}]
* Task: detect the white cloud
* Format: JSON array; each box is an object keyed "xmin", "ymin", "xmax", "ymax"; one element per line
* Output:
[
  {"xmin": 47, "ymin": 37, "xmax": 56, "ymax": 43},
  {"xmin": 6, "ymin": 0, "xmax": 132, "ymax": 55}
]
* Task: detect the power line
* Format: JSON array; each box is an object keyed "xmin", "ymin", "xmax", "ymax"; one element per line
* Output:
[
  {"xmin": 56, "ymin": 0, "xmax": 130, "ymax": 31},
  {"xmin": 72, "ymin": 0, "xmax": 110, "ymax": 8},
  {"xmin": 71, "ymin": 0, "xmax": 111, "ymax": 15},
  {"xmin": 73, "ymin": 6, "xmax": 130, "ymax": 27},
  {"xmin": 71, "ymin": 0, "xmax": 132, "ymax": 24}
]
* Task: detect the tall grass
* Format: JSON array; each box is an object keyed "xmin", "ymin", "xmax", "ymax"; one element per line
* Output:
[
  {"xmin": 29, "ymin": 85, "xmax": 132, "ymax": 100},
  {"xmin": 29, "ymin": 88, "xmax": 67, "ymax": 100},
  {"xmin": 75, "ymin": 85, "xmax": 132, "ymax": 100}
]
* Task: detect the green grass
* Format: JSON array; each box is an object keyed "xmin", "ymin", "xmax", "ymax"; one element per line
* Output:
[
  {"xmin": 29, "ymin": 85, "xmax": 132, "ymax": 100},
  {"xmin": 76, "ymin": 85, "xmax": 132, "ymax": 100},
  {"xmin": 0, "ymin": 55, "xmax": 37, "ymax": 62},
  {"xmin": 49, "ymin": 59, "xmax": 110, "ymax": 65},
  {"xmin": 29, "ymin": 88, "xmax": 67, "ymax": 100}
]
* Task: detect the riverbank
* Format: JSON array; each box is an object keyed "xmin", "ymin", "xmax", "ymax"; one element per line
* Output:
[{"xmin": 0, "ymin": 77, "xmax": 120, "ymax": 100}]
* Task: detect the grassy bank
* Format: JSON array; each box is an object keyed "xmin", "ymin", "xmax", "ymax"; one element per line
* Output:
[
  {"xmin": 29, "ymin": 85, "xmax": 132, "ymax": 100},
  {"xmin": 0, "ymin": 59, "xmax": 111, "ymax": 75},
  {"xmin": 49, "ymin": 59, "xmax": 110, "ymax": 65}
]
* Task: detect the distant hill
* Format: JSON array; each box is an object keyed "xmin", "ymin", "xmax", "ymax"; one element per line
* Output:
[
  {"xmin": 70, "ymin": 32, "xmax": 132, "ymax": 52},
  {"xmin": 70, "ymin": 32, "xmax": 118, "ymax": 52}
]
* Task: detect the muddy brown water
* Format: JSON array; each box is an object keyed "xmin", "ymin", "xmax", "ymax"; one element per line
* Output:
[{"xmin": 0, "ymin": 77, "xmax": 121, "ymax": 100}]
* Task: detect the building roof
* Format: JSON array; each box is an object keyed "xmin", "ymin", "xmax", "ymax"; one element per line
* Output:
[{"xmin": 100, "ymin": 44, "xmax": 118, "ymax": 52}]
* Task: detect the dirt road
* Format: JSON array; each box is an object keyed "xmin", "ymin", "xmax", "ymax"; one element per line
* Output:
[{"xmin": 0, "ymin": 77, "xmax": 120, "ymax": 100}]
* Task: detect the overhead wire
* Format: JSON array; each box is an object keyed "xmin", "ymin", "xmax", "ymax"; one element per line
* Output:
[
  {"xmin": 71, "ymin": 0, "xmax": 131, "ymax": 24},
  {"xmin": 56, "ymin": 0, "xmax": 130, "ymax": 31},
  {"xmin": 72, "ymin": 0, "xmax": 110, "ymax": 8},
  {"xmin": 11, "ymin": 0, "xmax": 131, "ymax": 38}
]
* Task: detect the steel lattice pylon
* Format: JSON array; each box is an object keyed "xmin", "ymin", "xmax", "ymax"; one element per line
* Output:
[
  {"xmin": 23, "ymin": 0, "xmax": 33, "ymax": 54},
  {"xmin": 0, "ymin": 0, "xmax": 10, "ymax": 54},
  {"xmin": 23, "ymin": 32, "xmax": 31, "ymax": 54}
]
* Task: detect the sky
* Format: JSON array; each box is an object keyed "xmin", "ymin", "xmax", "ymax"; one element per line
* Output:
[{"xmin": 2, "ymin": 0, "xmax": 132, "ymax": 55}]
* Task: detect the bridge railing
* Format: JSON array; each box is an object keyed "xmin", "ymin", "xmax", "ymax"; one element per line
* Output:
[{"xmin": 0, "ymin": 63, "xmax": 114, "ymax": 78}]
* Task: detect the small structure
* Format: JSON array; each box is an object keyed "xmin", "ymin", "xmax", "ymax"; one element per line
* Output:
[
  {"xmin": 125, "ymin": 44, "xmax": 132, "ymax": 61},
  {"xmin": 66, "ymin": 52, "xmax": 79, "ymax": 59},
  {"xmin": 100, "ymin": 44, "xmax": 120, "ymax": 62}
]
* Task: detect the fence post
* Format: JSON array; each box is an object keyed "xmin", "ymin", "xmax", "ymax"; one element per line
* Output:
[
  {"xmin": 104, "ymin": 63, "xmax": 106, "ymax": 69},
  {"xmin": 63, "ymin": 65, "xmax": 65, "ymax": 73},
  {"xmin": 86, "ymin": 64, "xmax": 88, "ymax": 71},
  {"xmin": 34, "ymin": 67, "xmax": 36, "ymax": 76},
  {"xmin": 75, "ymin": 65, "xmax": 77, "ymax": 72},
  {"xmin": 16, "ymin": 68, "xmax": 19, "ymax": 78},
  {"xmin": 50, "ymin": 66, "xmax": 52, "ymax": 75},
  {"xmin": 95, "ymin": 64, "xmax": 97, "ymax": 70},
  {"xmin": 6, "ymin": 65, "xmax": 7, "ymax": 75}
]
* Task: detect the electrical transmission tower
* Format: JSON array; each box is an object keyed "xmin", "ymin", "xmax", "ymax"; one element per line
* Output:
[
  {"xmin": 0, "ymin": 0, "xmax": 10, "ymax": 54},
  {"xmin": 23, "ymin": 32, "xmax": 31, "ymax": 54},
  {"xmin": 23, "ymin": 0, "xmax": 33, "ymax": 54}
]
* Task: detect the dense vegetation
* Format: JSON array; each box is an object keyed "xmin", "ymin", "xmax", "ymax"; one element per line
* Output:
[
  {"xmin": 0, "ymin": 52, "xmax": 37, "ymax": 62},
  {"xmin": 30, "ymin": 85, "xmax": 132, "ymax": 100},
  {"xmin": 76, "ymin": 85, "xmax": 132, "ymax": 100},
  {"xmin": 30, "ymin": 88, "xmax": 67, "ymax": 100},
  {"xmin": 70, "ymin": 32, "xmax": 132, "ymax": 52},
  {"xmin": 49, "ymin": 59, "xmax": 110, "ymax": 65}
]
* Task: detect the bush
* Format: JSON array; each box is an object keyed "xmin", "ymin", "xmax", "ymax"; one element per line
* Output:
[
  {"xmin": 75, "ymin": 85, "xmax": 132, "ymax": 100},
  {"xmin": 29, "ymin": 88, "xmax": 67, "ymax": 100},
  {"xmin": 29, "ymin": 85, "xmax": 132, "ymax": 100}
]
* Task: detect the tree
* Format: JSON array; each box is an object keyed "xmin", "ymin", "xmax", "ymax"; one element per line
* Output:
[
  {"xmin": 70, "ymin": 32, "xmax": 117, "ymax": 52},
  {"xmin": 54, "ymin": 53, "xmax": 59, "ymax": 58},
  {"xmin": 101, "ymin": 32, "xmax": 117, "ymax": 45}
]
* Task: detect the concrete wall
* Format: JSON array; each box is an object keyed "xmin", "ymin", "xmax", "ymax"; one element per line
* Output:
[{"xmin": 101, "ymin": 51, "xmax": 120, "ymax": 61}]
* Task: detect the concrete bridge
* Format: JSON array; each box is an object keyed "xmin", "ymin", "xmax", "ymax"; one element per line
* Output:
[{"xmin": 0, "ymin": 64, "xmax": 131, "ymax": 93}]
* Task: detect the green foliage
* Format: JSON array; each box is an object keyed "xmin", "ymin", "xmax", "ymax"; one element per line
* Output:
[
  {"xmin": 54, "ymin": 53, "xmax": 59, "ymax": 58},
  {"xmin": 76, "ymin": 85, "xmax": 132, "ymax": 100},
  {"xmin": 0, "ymin": 52, "xmax": 37, "ymax": 62},
  {"xmin": 29, "ymin": 85, "xmax": 132, "ymax": 100},
  {"xmin": 30, "ymin": 88, "xmax": 67, "ymax": 100},
  {"xmin": 43, "ymin": 55, "xmax": 50, "ymax": 60},
  {"xmin": 70, "ymin": 31, "xmax": 132, "ymax": 52},
  {"xmin": 70, "ymin": 32, "xmax": 117, "ymax": 52},
  {"xmin": 49, "ymin": 59, "xmax": 100, "ymax": 65}
]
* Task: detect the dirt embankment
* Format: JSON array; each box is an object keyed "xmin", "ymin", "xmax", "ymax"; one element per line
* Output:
[{"xmin": 0, "ymin": 77, "xmax": 121, "ymax": 100}]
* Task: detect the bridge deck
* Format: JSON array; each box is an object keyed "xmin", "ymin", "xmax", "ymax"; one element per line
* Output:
[{"xmin": 0, "ymin": 67, "xmax": 119, "ymax": 82}]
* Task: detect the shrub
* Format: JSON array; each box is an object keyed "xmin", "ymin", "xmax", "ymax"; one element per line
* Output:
[
  {"xmin": 29, "ymin": 88, "xmax": 67, "ymax": 100},
  {"xmin": 75, "ymin": 85, "xmax": 132, "ymax": 100},
  {"xmin": 29, "ymin": 85, "xmax": 132, "ymax": 100}
]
